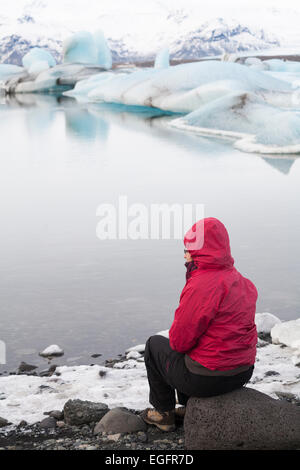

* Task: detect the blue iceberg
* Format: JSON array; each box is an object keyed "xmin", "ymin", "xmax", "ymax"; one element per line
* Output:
[
  {"xmin": 63, "ymin": 30, "xmax": 112, "ymax": 69},
  {"xmin": 22, "ymin": 47, "xmax": 56, "ymax": 70},
  {"xmin": 154, "ymin": 48, "xmax": 170, "ymax": 69}
]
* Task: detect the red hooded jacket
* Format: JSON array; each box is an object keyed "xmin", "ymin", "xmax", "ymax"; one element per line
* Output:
[{"xmin": 169, "ymin": 218, "xmax": 258, "ymax": 371}]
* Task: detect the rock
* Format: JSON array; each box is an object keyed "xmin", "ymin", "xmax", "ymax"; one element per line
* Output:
[
  {"xmin": 0, "ymin": 417, "xmax": 9, "ymax": 428},
  {"xmin": 265, "ymin": 370, "xmax": 280, "ymax": 377},
  {"xmin": 184, "ymin": 387, "xmax": 300, "ymax": 450},
  {"xmin": 39, "ymin": 345, "xmax": 64, "ymax": 357},
  {"xmin": 44, "ymin": 410, "xmax": 64, "ymax": 420},
  {"xmin": 39, "ymin": 365, "xmax": 57, "ymax": 377},
  {"xmin": 39, "ymin": 417, "xmax": 57, "ymax": 429},
  {"xmin": 63, "ymin": 399, "xmax": 108, "ymax": 426},
  {"xmin": 17, "ymin": 420, "xmax": 28, "ymax": 428},
  {"xmin": 56, "ymin": 421, "xmax": 66, "ymax": 428},
  {"xmin": 107, "ymin": 433, "xmax": 121, "ymax": 442},
  {"xmin": 275, "ymin": 392, "xmax": 300, "ymax": 405},
  {"xmin": 17, "ymin": 362, "xmax": 38, "ymax": 374},
  {"xmin": 94, "ymin": 407, "xmax": 147, "ymax": 435}
]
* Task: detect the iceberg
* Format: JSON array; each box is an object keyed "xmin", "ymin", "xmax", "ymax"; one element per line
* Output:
[
  {"xmin": 154, "ymin": 48, "xmax": 170, "ymax": 69},
  {"xmin": 264, "ymin": 59, "xmax": 300, "ymax": 73},
  {"xmin": 94, "ymin": 30, "xmax": 112, "ymax": 70},
  {"xmin": 171, "ymin": 91, "xmax": 300, "ymax": 153},
  {"xmin": 86, "ymin": 61, "xmax": 291, "ymax": 111},
  {"xmin": 27, "ymin": 60, "xmax": 50, "ymax": 76},
  {"xmin": 4, "ymin": 63, "xmax": 106, "ymax": 94},
  {"xmin": 64, "ymin": 72, "xmax": 116, "ymax": 101},
  {"xmin": 63, "ymin": 31, "xmax": 98, "ymax": 65},
  {"xmin": 63, "ymin": 30, "xmax": 112, "ymax": 69},
  {"xmin": 0, "ymin": 64, "xmax": 23, "ymax": 81},
  {"xmin": 22, "ymin": 47, "xmax": 56, "ymax": 70}
]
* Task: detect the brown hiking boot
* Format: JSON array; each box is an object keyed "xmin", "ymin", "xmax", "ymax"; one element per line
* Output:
[{"xmin": 140, "ymin": 408, "xmax": 176, "ymax": 432}]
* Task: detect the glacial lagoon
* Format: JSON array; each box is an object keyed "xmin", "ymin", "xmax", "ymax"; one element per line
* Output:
[{"xmin": 0, "ymin": 94, "xmax": 300, "ymax": 371}]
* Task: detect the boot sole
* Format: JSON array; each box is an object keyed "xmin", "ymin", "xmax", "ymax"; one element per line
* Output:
[{"xmin": 142, "ymin": 417, "xmax": 176, "ymax": 432}]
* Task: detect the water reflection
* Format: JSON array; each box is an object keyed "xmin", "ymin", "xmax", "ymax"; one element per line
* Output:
[
  {"xmin": 65, "ymin": 109, "xmax": 109, "ymax": 141},
  {"xmin": 2, "ymin": 93, "xmax": 300, "ymax": 174},
  {"xmin": 262, "ymin": 157, "xmax": 295, "ymax": 175}
]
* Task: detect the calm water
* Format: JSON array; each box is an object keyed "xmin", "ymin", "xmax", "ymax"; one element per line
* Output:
[{"xmin": 1, "ymin": 94, "xmax": 300, "ymax": 372}]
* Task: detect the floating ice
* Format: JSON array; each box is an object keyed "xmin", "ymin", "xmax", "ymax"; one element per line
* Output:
[
  {"xmin": 7, "ymin": 63, "xmax": 105, "ymax": 94},
  {"xmin": 244, "ymin": 57, "xmax": 270, "ymax": 72},
  {"xmin": 87, "ymin": 61, "xmax": 291, "ymax": 112},
  {"xmin": 27, "ymin": 60, "xmax": 50, "ymax": 76},
  {"xmin": 171, "ymin": 91, "xmax": 300, "ymax": 154},
  {"xmin": 63, "ymin": 30, "xmax": 112, "ymax": 69},
  {"xmin": 64, "ymin": 72, "xmax": 115, "ymax": 101},
  {"xmin": 22, "ymin": 47, "xmax": 56, "ymax": 71},
  {"xmin": 154, "ymin": 48, "xmax": 170, "ymax": 69},
  {"xmin": 94, "ymin": 30, "xmax": 112, "ymax": 70},
  {"xmin": 0, "ymin": 64, "xmax": 23, "ymax": 80},
  {"xmin": 63, "ymin": 31, "xmax": 98, "ymax": 65},
  {"xmin": 264, "ymin": 59, "xmax": 300, "ymax": 73}
]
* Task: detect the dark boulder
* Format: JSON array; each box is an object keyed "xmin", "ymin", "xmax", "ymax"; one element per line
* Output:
[
  {"xmin": 184, "ymin": 387, "xmax": 300, "ymax": 450},
  {"xmin": 94, "ymin": 407, "xmax": 147, "ymax": 435},
  {"xmin": 63, "ymin": 399, "xmax": 108, "ymax": 426}
]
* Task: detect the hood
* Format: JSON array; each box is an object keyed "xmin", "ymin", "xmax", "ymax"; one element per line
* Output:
[{"xmin": 184, "ymin": 217, "xmax": 234, "ymax": 269}]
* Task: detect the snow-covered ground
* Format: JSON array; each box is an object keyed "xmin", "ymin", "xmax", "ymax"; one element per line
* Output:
[{"xmin": 0, "ymin": 313, "xmax": 299, "ymax": 426}]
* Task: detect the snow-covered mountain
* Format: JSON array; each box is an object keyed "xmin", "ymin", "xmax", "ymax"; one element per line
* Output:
[{"xmin": 1, "ymin": 0, "xmax": 300, "ymax": 65}]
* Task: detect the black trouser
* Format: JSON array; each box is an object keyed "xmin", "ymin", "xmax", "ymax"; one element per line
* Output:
[{"xmin": 144, "ymin": 335, "xmax": 254, "ymax": 412}]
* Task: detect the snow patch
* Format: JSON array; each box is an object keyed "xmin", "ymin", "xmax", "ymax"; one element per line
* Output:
[
  {"xmin": 255, "ymin": 312, "xmax": 282, "ymax": 335},
  {"xmin": 39, "ymin": 345, "xmax": 64, "ymax": 357},
  {"xmin": 271, "ymin": 319, "xmax": 300, "ymax": 352}
]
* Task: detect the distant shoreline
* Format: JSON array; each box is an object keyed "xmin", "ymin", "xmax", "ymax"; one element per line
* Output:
[{"xmin": 112, "ymin": 53, "xmax": 300, "ymax": 69}]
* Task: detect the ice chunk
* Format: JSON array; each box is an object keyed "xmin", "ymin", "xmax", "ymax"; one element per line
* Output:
[
  {"xmin": 28, "ymin": 60, "xmax": 50, "ymax": 76},
  {"xmin": 245, "ymin": 58, "xmax": 270, "ymax": 72},
  {"xmin": 39, "ymin": 345, "xmax": 64, "ymax": 357},
  {"xmin": 244, "ymin": 57, "xmax": 263, "ymax": 67},
  {"xmin": 22, "ymin": 47, "xmax": 56, "ymax": 70},
  {"xmin": 155, "ymin": 329, "xmax": 169, "ymax": 338},
  {"xmin": 125, "ymin": 344, "xmax": 145, "ymax": 354},
  {"xmin": 93, "ymin": 30, "xmax": 112, "ymax": 70},
  {"xmin": 264, "ymin": 59, "xmax": 300, "ymax": 73},
  {"xmin": 255, "ymin": 312, "xmax": 282, "ymax": 335},
  {"xmin": 63, "ymin": 31, "xmax": 112, "ymax": 68},
  {"xmin": 63, "ymin": 31, "xmax": 98, "ymax": 65},
  {"xmin": 271, "ymin": 319, "xmax": 300, "ymax": 351},
  {"xmin": 154, "ymin": 48, "xmax": 170, "ymax": 69},
  {"xmin": 126, "ymin": 350, "xmax": 142, "ymax": 360},
  {"xmin": 171, "ymin": 91, "xmax": 300, "ymax": 154},
  {"xmin": 87, "ymin": 61, "xmax": 291, "ymax": 111},
  {"xmin": 64, "ymin": 72, "xmax": 115, "ymax": 101},
  {"xmin": 12, "ymin": 63, "xmax": 104, "ymax": 94},
  {"xmin": 0, "ymin": 64, "xmax": 23, "ymax": 80}
]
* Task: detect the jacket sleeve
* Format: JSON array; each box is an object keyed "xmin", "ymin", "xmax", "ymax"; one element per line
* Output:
[{"xmin": 169, "ymin": 281, "xmax": 221, "ymax": 353}]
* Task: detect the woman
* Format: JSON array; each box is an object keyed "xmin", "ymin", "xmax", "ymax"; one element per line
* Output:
[{"xmin": 141, "ymin": 217, "xmax": 258, "ymax": 432}]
